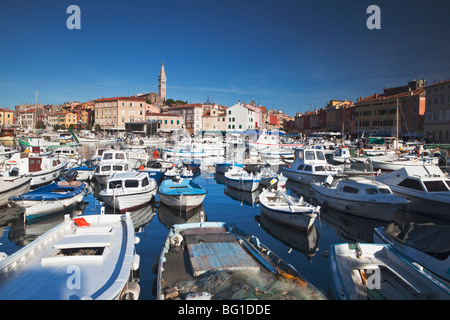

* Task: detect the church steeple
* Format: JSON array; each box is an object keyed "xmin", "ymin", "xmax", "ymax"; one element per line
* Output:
[{"xmin": 158, "ymin": 62, "xmax": 166, "ymax": 102}]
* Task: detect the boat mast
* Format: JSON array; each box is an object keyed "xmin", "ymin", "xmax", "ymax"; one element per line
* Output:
[{"xmin": 396, "ymin": 99, "xmax": 399, "ymax": 156}]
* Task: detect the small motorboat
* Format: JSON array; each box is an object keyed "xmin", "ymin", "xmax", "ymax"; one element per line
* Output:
[
  {"xmin": 329, "ymin": 242, "xmax": 450, "ymax": 300},
  {"xmin": 155, "ymin": 221, "xmax": 326, "ymax": 300},
  {"xmin": 0, "ymin": 176, "xmax": 32, "ymax": 208},
  {"xmin": 224, "ymin": 166, "xmax": 260, "ymax": 192},
  {"xmin": 0, "ymin": 212, "xmax": 141, "ymax": 300},
  {"xmin": 259, "ymin": 187, "xmax": 319, "ymax": 232},
  {"xmin": 158, "ymin": 178, "xmax": 207, "ymax": 210},
  {"xmin": 259, "ymin": 166, "xmax": 287, "ymax": 188},
  {"xmin": 374, "ymin": 223, "xmax": 450, "ymax": 282},
  {"xmin": 214, "ymin": 162, "xmax": 243, "ymax": 174},
  {"xmin": 311, "ymin": 176, "xmax": 409, "ymax": 221},
  {"xmin": 99, "ymin": 171, "xmax": 157, "ymax": 213},
  {"xmin": 10, "ymin": 180, "xmax": 86, "ymax": 221}
]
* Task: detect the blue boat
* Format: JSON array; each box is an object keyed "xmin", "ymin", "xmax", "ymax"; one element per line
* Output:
[
  {"xmin": 10, "ymin": 181, "xmax": 86, "ymax": 221},
  {"xmin": 158, "ymin": 178, "xmax": 207, "ymax": 210},
  {"xmin": 214, "ymin": 162, "xmax": 243, "ymax": 174}
]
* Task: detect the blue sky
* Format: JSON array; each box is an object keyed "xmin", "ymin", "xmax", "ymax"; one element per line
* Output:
[{"xmin": 1, "ymin": 0, "xmax": 449, "ymax": 116}]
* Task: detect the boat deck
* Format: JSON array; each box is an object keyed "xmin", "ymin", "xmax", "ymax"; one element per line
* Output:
[{"xmin": 159, "ymin": 225, "xmax": 325, "ymax": 300}]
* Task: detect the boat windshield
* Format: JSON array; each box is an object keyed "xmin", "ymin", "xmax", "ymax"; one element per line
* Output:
[
  {"xmin": 109, "ymin": 180, "xmax": 122, "ymax": 188},
  {"xmin": 423, "ymin": 180, "xmax": 449, "ymax": 192},
  {"xmin": 315, "ymin": 151, "xmax": 325, "ymax": 160},
  {"xmin": 305, "ymin": 151, "xmax": 315, "ymax": 160}
]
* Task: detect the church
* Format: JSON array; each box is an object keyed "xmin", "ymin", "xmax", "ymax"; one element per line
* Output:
[{"xmin": 138, "ymin": 62, "xmax": 166, "ymax": 107}]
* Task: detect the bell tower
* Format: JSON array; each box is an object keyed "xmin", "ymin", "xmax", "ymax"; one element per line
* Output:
[{"xmin": 158, "ymin": 62, "xmax": 166, "ymax": 102}]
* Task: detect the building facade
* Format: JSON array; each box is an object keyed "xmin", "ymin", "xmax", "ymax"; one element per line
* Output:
[
  {"xmin": 146, "ymin": 112, "xmax": 184, "ymax": 132},
  {"xmin": 226, "ymin": 102, "xmax": 256, "ymax": 132},
  {"xmin": 168, "ymin": 103, "xmax": 204, "ymax": 134},
  {"xmin": 202, "ymin": 104, "xmax": 227, "ymax": 132},
  {"xmin": 94, "ymin": 96, "xmax": 150, "ymax": 131},
  {"xmin": 0, "ymin": 108, "xmax": 15, "ymax": 126},
  {"xmin": 423, "ymin": 79, "xmax": 450, "ymax": 143},
  {"xmin": 353, "ymin": 80, "xmax": 426, "ymax": 137},
  {"xmin": 158, "ymin": 62, "xmax": 167, "ymax": 102}
]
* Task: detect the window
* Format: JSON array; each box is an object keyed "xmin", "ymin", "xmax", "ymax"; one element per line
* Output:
[
  {"xmin": 113, "ymin": 165, "xmax": 123, "ymax": 170},
  {"xmin": 398, "ymin": 178, "xmax": 424, "ymax": 191},
  {"xmin": 297, "ymin": 164, "xmax": 304, "ymax": 170},
  {"xmin": 305, "ymin": 151, "xmax": 315, "ymax": 160},
  {"xmin": 142, "ymin": 177, "xmax": 149, "ymax": 187},
  {"xmin": 366, "ymin": 188, "xmax": 378, "ymax": 194},
  {"xmin": 423, "ymin": 181, "xmax": 449, "ymax": 192},
  {"xmin": 125, "ymin": 180, "xmax": 139, "ymax": 188},
  {"xmin": 379, "ymin": 188, "xmax": 391, "ymax": 194},
  {"xmin": 316, "ymin": 151, "xmax": 325, "ymax": 160},
  {"xmin": 342, "ymin": 186, "xmax": 359, "ymax": 193},
  {"xmin": 304, "ymin": 165, "xmax": 312, "ymax": 171},
  {"xmin": 315, "ymin": 166, "xmax": 325, "ymax": 171},
  {"xmin": 109, "ymin": 180, "xmax": 122, "ymax": 188}
]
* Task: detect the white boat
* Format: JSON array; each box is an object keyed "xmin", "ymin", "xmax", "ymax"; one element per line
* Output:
[
  {"xmin": 0, "ymin": 143, "xmax": 19, "ymax": 161},
  {"xmin": 99, "ymin": 171, "xmax": 157, "ymax": 213},
  {"xmin": 93, "ymin": 149, "xmax": 131, "ymax": 185},
  {"xmin": 375, "ymin": 166, "xmax": 450, "ymax": 220},
  {"xmin": 1, "ymin": 153, "xmax": 67, "ymax": 187},
  {"xmin": 224, "ymin": 166, "xmax": 260, "ymax": 192},
  {"xmin": 247, "ymin": 131, "xmax": 299, "ymax": 160},
  {"xmin": 164, "ymin": 166, "xmax": 193, "ymax": 179},
  {"xmin": 0, "ymin": 212, "xmax": 140, "ymax": 300},
  {"xmin": 158, "ymin": 178, "xmax": 207, "ymax": 210},
  {"xmin": 126, "ymin": 149, "xmax": 150, "ymax": 169},
  {"xmin": 374, "ymin": 224, "xmax": 450, "ymax": 282},
  {"xmin": 259, "ymin": 187, "xmax": 319, "ymax": 231},
  {"xmin": 280, "ymin": 147, "xmax": 343, "ymax": 184},
  {"xmin": 0, "ymin": 177, "xmax": 32, "ymax": 208},
  {"xmin": 10, "ymin": 180, "xmax": 86, "ymax": 221},
  {"xmin": 311, "ymin": 176, "xmax": 409, "ymax": 221},
  {"xmin": 259, "ymin": 166, "xmax": 287, "ymax": 188},
  {"xmin": 331, "ymin": 146, "xmax": 352, "ymax": 164},
  {"xmin": 368, "ymin": 153, "xmax": 438, "ymax": 172},
  {"xmin": 329, "ymin": 242, "xmax": 450, "ymax": 300},
  {"xmin": 155, "ymin": 221, "xmax": 326, "ymax": 300}
]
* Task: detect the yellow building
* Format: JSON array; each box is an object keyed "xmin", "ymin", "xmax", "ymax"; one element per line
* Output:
[
  {"xmin": 0, "ymin": 108, "xmax": 15, "ymax": 126},
  {"xmin": 58, "ymin": 112, "xmax": 77, "ymax": 128}
]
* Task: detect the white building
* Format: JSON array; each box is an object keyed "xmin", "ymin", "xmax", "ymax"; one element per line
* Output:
[{"xmin": 226, "ymin": 102, "xmax": 256, "ymax": 132}]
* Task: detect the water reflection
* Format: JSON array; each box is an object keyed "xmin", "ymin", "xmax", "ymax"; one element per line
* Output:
[
  {"xmin": 224, "ymin": 186, "xmax": 260, "ymax": 207},
  {"xmin": 255, "ymin": 214, "xmax": 320, "ymax": 262},
  {"xmin": 158, "ymin": 202, "xmax": 206, "ymax": 229}
]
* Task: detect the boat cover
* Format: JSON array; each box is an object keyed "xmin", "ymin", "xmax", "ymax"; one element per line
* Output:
[
  {"xmin": 384, "ymin": 222, "xmax": 450, "ymax": 255},
  {"xmin": 10, "ymin": 182, "xmax": 85, "ymax": 201}
]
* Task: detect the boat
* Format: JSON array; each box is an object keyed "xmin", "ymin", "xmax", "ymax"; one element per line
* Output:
[
  {"xmin": 0, "ymin": 177, "xmax": 32, "ymax": 208},
  {"xmin": 0, "ymin": 128, "xmax": 15, "ymax": 143},
  {"xmin": 214, "ymin": 162, "xmax": 243, "ymax": 174},
  {"xmin": 0, "ymin": 212, "xmax": 141, "ymax": 300},
  {"xmin": 224, "ymin": 166, "xmax": 260, "ymax": 192},
  {"xmin": 259, "ymin": 166, "xmax": 287, "ymax": 188},
  {"xmin": 368, "ymin": 154, "xmax": 438, "ymax": 172},
  {"xmin": 375, "ymin": 166, "xmax": 450, "ymax": 220},
  {"xmin": 280, "ymin": 147, "xmax": 343, "ymax": 184},
  {"xmin": 92, "ymin": 149, "xmax": 131, "ymax": 185},
  {"xmin": 158, "ymin": 178, "xmax": 207, "ymax": 210},
  {"xmin": 329, "ymin": 242, "xmax": 450, "ymax": 300},
  {"xmin": 259, "ymin": 187, "xmax": 319, "ymax": 231},
  {"xmin": 1, "ymin": 153, "xmax": 67, "ymax": 187},
  {"xmin": 164, "ymin": 166, "xmax": 193, "ymax": 179},
  {"xmin": 10, "ymin": 180, "xmax": 86, "ymax": 221},
  {"xmin": 247, "ymin": 130, "xmax": 300, "ymax": 160},
  {"xmin": 137, "ymin": 160, "xmax": 165, "ymax": 182},
  {"xmin": 127, "ymin": 149, "xmax": 150, "ymax": 169},
  {"xmin": 63, "ymin": 165, "xmax": 94, "ymax": 181},
  {"xmin": 0, "ymin": 143, "xmax": 19, "ymax": 161},
  {"xmin": 374, "ymin": 223, "xmax": 450, "ymax": 282},
  {"xmin": 331, "ymin": 146, "xmax": 352, "ymax": 164},
  {"xmin": 99, "ymin": 171, "xmax": 157, "ymax": 213},
  {"xmin": 155, "ymin": 221, "xmax": 326, "ymax": 300},
  {"xmin": 311, "ymin": 176, "xmax": 409, "ymax": 221}
]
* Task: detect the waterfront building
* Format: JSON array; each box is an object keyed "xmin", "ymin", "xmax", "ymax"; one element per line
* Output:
[
  {"xmin": 202, "ymin": 104, "xmax": 227, "ymax": 132},
  {"xmin": 226, "ymin": 102, "xmax": 256, "ymax": 132},
  {"xmin": 353, "ymin": 80, "xmax": 426, "ymax": 137},
  {"xmin": 94, "ymin": 96, "xmax": 150, "ymax": 132},
  {"xmin": 146, "ymin": 112, "xmax": 184, "ymax": 133},
  {"xmin": 423, "ymin": 79, "xmax": 450, "ymax": 143},
  {"xmin": 325, "ymin": 100, "xmax": 353, "ymax": 132},
  {"xmin": 169, "ymin": 103, "xmax": 204, "ymax": 135},
  {"xmin": 0, "ymin": 108, "xmax": 15, "ymax": 126}
]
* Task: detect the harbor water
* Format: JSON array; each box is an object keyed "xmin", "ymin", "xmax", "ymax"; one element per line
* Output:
[{"xmin": 0, "ymin": 142, "xmax": 446, "ymax": 300}]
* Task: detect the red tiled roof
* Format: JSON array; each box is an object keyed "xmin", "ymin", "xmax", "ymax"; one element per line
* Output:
[
  {"xmin": 95, "ymin": 96, "xmax": 147, "ymax": 102},
  {"xmin": 357, "ymin": 87, "xmax": 425, "ymax": 104},
  {"xmin": 425, "ymin": 79, "xmax": 450, "ymax": 88},
  {"xmin": 146, "ymin": 112, "xmax": 180, "ymax": 117}
]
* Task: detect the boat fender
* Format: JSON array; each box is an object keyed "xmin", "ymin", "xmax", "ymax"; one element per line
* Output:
[
  {"xmin": 132, "ymin": 254, "xmax": 140, "ymax": 271},
  {"xmin": 169, "ymin": 233, "xmax": 183, "ymax": 246},
  {"xmin": 134, "ymin": 236, "xmax": 140, "ymax": 244},
  {"xmin": 120, "ymin": 282, "xmax": 141, "ymax": 300}
]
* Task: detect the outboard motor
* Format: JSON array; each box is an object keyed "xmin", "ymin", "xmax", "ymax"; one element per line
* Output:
[
  {"xmin": 65, "ymin": 170, "xmax": 79, "ymax": 182},
  {"xmin": 9, "ymin": 167, "xmax": 19, "ymax": 177}
]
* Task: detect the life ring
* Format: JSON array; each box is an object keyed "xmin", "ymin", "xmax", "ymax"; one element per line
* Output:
[{"xmin": 169, "ymin": 233, "xmax": 183, "ymax": 246}]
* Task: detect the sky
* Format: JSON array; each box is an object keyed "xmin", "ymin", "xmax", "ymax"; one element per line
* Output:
[{"xmin": 1, "ymin": 0, "xmax": 449, "ymax": 116}]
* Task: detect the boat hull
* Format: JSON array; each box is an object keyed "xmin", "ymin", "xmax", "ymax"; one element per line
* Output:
[
  {"xmin": 100, "ymin": 188, "xmax": 157, "ymax": 212},
  {"xmin": 225, "ymin": 177, "xmax": 260, "ymax": 192},
  {"xmin": 261, "ymin": 205, "xmax": 316, "ymax": 231},
  {"xmin": 0, "ymin": 177, "xmax": 32, "ymax": 208},
  {"xmin": 159, "ymin": 193, "xmax": 206, "ymax": 210}
]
